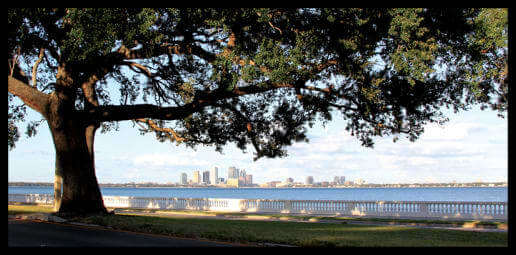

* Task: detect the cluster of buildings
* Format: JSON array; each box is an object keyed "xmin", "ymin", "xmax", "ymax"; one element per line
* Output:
[
  {"xmin": 179, "ymin": 168, "xmax": 368, "ymax": 188},
  {"xmin": 179, "ymin": 166, "xmax": 255, "ymax": 188},
  {"xmin": 259, "ymin": 176, "xmax": 366, "ymax": 188}
]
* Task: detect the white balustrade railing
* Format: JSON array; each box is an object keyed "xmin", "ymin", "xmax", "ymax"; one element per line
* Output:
[
  {"xmin": 9, "ymin": 193, "xmax": 54, "ymax": 205},
  {"xmin": 8, "ymin": 193, "xmax": 507, "ymax": 220}
]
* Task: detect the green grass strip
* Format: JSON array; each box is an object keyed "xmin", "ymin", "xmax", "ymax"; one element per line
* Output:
[{"xmin": 9, "ymin": 205, "xmax": 507, "ymax": 247}]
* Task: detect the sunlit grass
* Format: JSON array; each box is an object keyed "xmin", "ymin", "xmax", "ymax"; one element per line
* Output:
[
  {"xmin": 8, "ymin": 204, "xmax": 55, "ymax": 215},
  {"xmin": 77, "ymin": 213, "xmax": 507, "ymax": 247},
  {"xmin": 8, "ymin": 204, "xmax": 507, "ymax": 247},
  {"xmin": 114, "ymin": 208, "xmax": 507, "ymax": 228}
]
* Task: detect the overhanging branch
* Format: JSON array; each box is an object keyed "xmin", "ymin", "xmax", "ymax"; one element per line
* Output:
[
  {"xmin": 134, "ymin": 118, "xmax": 186, "ymax": 142},
  {"xmin": 8, "ymin": 76, "xmax": 50, "ymax": 116},
  {"xmin": 77, "ymin": 71, "xmax": 357, "ymax": 124}
]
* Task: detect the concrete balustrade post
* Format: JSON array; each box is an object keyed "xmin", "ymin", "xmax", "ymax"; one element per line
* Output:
[
  {"xmin": 419, "ymin": 203, "xmax": 428, "ymax": 217},
  {"xmin": 283, "ymin": 200, "xmax": 292, "ymax": 213}
]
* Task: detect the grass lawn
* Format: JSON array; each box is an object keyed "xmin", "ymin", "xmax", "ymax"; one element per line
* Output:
[
  {"xmin": 8, "ymin": 204, "xmax": 508, "ymax": 247},
  {"xmin": 8, "ymin": 204, "xmax": 55, "ymax": 215}
]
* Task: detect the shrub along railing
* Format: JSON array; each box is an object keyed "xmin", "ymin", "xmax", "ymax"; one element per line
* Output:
[{"xmin": 8, "ymin": 194, "xmax": 507, "ymax": 220}]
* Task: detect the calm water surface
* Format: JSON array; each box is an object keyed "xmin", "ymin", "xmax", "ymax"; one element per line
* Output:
[{"xmin": 8, "ymin": 186, "xmax": 507, "ymax": 202}]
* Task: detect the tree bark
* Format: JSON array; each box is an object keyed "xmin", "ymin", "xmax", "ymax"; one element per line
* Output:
[
  {"xmin": 49, "ymin": 120, "xmax": 107, "ymax": 215},
  {"xmin": 47, "ymin": 92, "xmax": 107, "ymax": 216}
]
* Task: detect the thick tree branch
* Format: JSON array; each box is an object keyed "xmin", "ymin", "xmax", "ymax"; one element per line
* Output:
[
  {"xmin": 8, "ymin": 76, "xmax": 50, "ymax": 116},
  {"xmin": 78, "ymin": 72, "xmax": 358, "ymax": 124},
  {"xmin": 78, "ymin": 80, "xmax": 292, "ymax": 122},
  {"xmin": 78, "ymin": 103, "xmax": 197, "ymax": 122}
]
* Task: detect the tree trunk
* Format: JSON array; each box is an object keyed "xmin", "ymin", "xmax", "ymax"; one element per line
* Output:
[
  {"xmin": 47, "ymin": 93, "xmax": 107, "ymax": 216},
  {"xmin": 49, "ymin": 120, "xmax": 107, "ymax": 215}
]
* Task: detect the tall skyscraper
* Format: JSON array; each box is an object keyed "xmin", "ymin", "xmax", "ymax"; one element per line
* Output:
[
  {"xmin": 228, "ymin": 166, "xmax": 239, "ymax": 179},
  {"xmin": 238, "ymin": 169, "xmax": 247, "ymax": 185},
  {"xmin": 210, "ymin": 167, "xmax": 218, "ymax": 185},
  {"xmin": 306, "ymin": 176, "xmax": 314, "ymax": 185},
  {"xmin": 334, "ymin": 176, "xmax": 345, "ymax": 185},
  {"xmin": 202, "ymin": 171, "xmax": 210, "ymax": 184},
  {"xmin": 245, "ymin": 174, "xmax": 253, "ymax": 185},
  {"xmin": 180, "ymin": 173, "xmax": 187, "ymax": 185},
  {"xmin": 227, "ymin": 167, "xmax": 240, "ymax": 187},
  {"xmin": 193, "ymin": 171, "xmax": 200, "ymax": 184}
]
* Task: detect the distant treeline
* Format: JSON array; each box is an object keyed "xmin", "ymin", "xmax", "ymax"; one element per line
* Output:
[
  {"xmin": 8, "ymin": 182, "xmax": 175, "ymax": 188},
  {"xmin": 9, "ymin": 182, "xmax": 53, "ymax": 186},
  {"xmin": 355, "ymin": 182, "xmax": 507, "ymax": 188}
]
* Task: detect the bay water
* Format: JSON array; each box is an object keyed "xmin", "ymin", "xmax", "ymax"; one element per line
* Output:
[{"xmin": 8, "ymin": 186, "xmax": 507, "ymax": 202}]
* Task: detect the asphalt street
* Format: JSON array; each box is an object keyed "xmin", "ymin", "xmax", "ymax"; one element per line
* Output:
[{"xmin": 8, "ymin": 219, "xmax": 238, "ymax": 247}]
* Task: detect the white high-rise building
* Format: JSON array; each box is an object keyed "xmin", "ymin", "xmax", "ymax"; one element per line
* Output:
[{"xmin": 210, "ymin": 167, "xmax": 218, "ymax": 184}]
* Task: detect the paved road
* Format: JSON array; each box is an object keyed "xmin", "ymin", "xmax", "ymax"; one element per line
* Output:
[{"xmin": 8, "ymin": 219, "xmax": 239, "ymax": 247}]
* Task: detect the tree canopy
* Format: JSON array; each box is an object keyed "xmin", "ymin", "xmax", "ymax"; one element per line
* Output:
[{"xmin": 8, "ymin": 8, "xmax": 508, "ymax": 160}]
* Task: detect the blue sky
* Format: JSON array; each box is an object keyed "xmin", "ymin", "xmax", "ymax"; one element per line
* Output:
[{"xmin": 8, "ymin": 103, "xmax": 508, "ymax": 185}]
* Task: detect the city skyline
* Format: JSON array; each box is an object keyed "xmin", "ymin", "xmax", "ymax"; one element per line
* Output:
[
  {"xmin": 8, "ymin": 105, "xmax": 508, "ymax": 185},
  {"xmin": 177, "ymin": 167, "xmax": 357, "ymax": 186},
  {"xmin": 180, "ymin": 166, "xmax": 255, "ymax": 187}
]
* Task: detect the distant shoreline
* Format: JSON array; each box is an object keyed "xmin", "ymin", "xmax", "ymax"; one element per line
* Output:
[{"xmin": 8, "ymin": 182, "xmax": 507, "ymax": 189}]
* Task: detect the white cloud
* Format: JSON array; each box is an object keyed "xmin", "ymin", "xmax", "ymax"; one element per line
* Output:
[
  {"xmin": 131, "ymin": 152, "xmax": 211, "ymax": 167},
  {"xmin": 422, "ymin": 122, "xmax": 470, "ymax": 141}
]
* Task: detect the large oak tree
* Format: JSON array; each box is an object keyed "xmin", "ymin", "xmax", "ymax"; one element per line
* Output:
[{"xmin": 8, "ymin": 8, "xmax": 507, "ymax": 215}]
